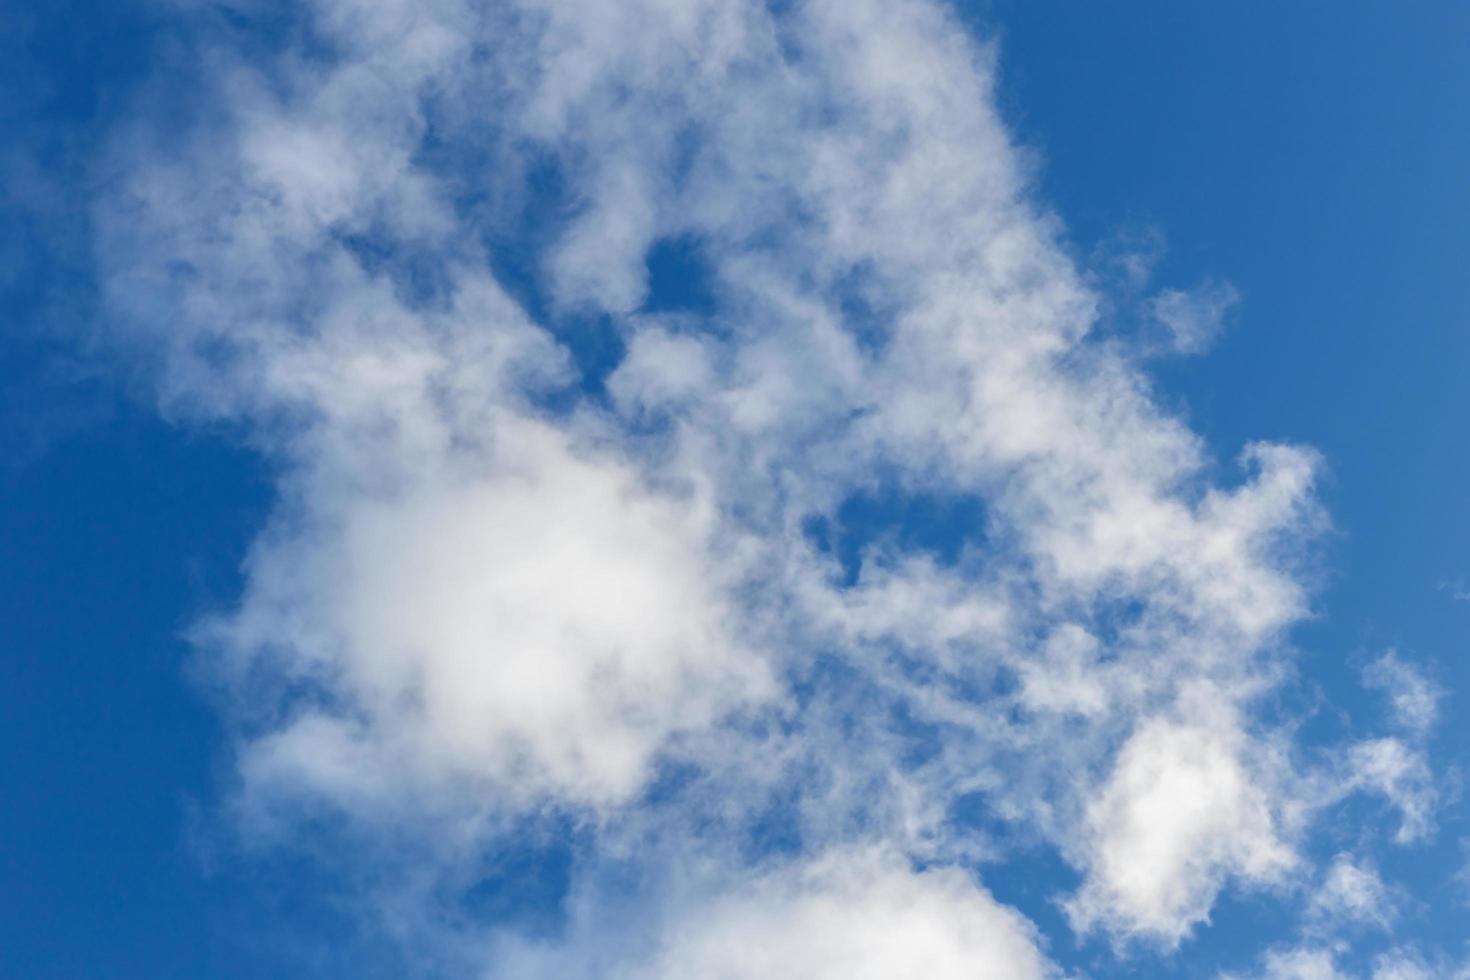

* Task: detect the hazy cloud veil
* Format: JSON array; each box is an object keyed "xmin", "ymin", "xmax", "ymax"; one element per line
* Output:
[{"xmin": 93, "ymin": 0, "xmax": 1454, "ymax": 976}]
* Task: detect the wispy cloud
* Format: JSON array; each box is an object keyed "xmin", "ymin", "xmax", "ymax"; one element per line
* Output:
[
  {"xmin": 1437, "ymin": 577, "xmax": 1470, "ymax": 602},
  {"xmin": 1148, "ymin": 279, "xmax": 1240, "ymax": 355},
  {"xmin": 1362, "ymin": 651, "xmax": 1443, "ymax": 736},
  {"xmin": 1307, "ymin": 854, "xmax": 1396, "ymax": 931}
]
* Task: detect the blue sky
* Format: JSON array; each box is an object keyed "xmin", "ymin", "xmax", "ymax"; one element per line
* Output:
[{"xmin": 3, "ymin": 2, "xmax": 1468, "ymax": 978}]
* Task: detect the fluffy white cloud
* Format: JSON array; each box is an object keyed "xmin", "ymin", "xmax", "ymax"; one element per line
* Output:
[
  {"xmin": 1067, "ymin": 690, "xmax": 1296, "ymax": 945},
  {"xmin": 635, "ymin": 850, "xmax": 1055, "ymax": 980},
  {"xmin": 89, "ymin": 0, "xmax": 1452, "ymax": 972},
  {"xmin": 494, "ymin": 849, "xmax": 1056, "ymax": 980},
  {"xmin": 228, "ymin": 416, "xmax": 772, "ymax": 810}
]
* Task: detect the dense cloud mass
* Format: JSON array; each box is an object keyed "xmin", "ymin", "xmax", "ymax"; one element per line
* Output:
[{"xmin": 92, "ymin": 0, "xmax": 1455, "ymax": 975}]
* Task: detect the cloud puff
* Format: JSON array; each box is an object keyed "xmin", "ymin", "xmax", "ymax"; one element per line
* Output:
[
  {"xmin": 1148, "ymin": 280, "xmax": 1239, "ymax": 355},
  {"xmin": 1362, "ymin": 651, "xmax": 1443, "ymax": 737},
  {"xmin": 1307, "ymin": 854, "xmax": 1395, "ymax": 931},
  {"xmin": 1369, "ymin": 950, "xmax": 1437, "ymax": 980},
  {"xmin": 1253, "ymin": 946, "xmax": 1350, "ymax": 980},
  {"xmin": 1068, "ymin": 691, "xmax": 1296, "ymax": 945},
  {"xmin": 489, "ymin": 849, "xmax": 1055, "ymax": 979},
  {"xmin": 228, "ymin": 418, "xmax": 772, "ymax": 810},
  {"xmin": 631, "ymin": 849, "xmax": 1055, "ymax": 980},
  {"xmin": 1230, "ymin": 946, "xmax": 1470, "ymax": 980}
]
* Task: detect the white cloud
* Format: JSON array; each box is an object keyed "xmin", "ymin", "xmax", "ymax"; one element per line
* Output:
[
  {"xmin": 1254, "ymin": 946, "xmax": 1349, "ymax": 980},
  {"xmin": 225, "ymin": 417, "xmax": 773, "ymax": 811},
  {"xmin": 1068, "ymin": 689, "xmax": 1296, "ymax": 946},
  {"xmin": 1362, "ymin": 651, "xmax": 1443, "ymax": 736},
  {"xmin": 1345, "ymin": 738, "xmax": 1437, "ymax": 845},
  {"xmin": 1370, "ymin": 949, "xmax": 1439, "ymax": 980},
  {"xmin": 496, "ymin": 849, "xmax": 1057, "ymax": 980},
  {"xmin": 1229, "ymin": 945, "xmax": 1470, "ymax": 980},
  {"xmin": 1148, "ymin": 280, "xmax": 1239, "ymax": 355},
  {"xmin": 86, "ymin": 0, "xmax": 1451, "ymax": 972},
  {"xmin": 634, "ymin": 849, "xmax": 1056, "ymax": 980},
  {"xmin": 1308, "ymin": 854, "xmax": 1394, "ymax": 931}
]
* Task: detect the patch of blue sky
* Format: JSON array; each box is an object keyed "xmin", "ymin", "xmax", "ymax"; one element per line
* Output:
[{"xmin": 804, "ymin": 484, "xmax": 988, "ymax": 588}]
